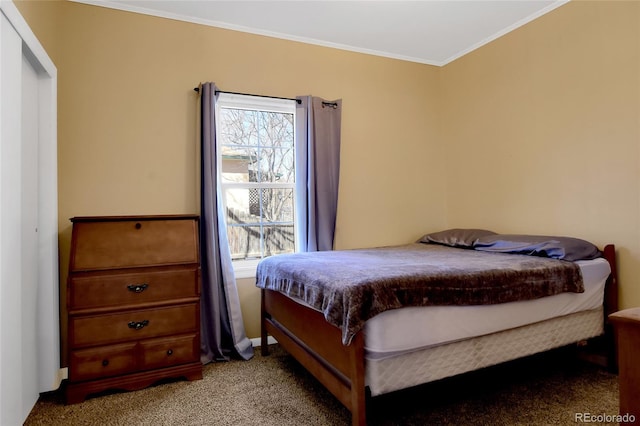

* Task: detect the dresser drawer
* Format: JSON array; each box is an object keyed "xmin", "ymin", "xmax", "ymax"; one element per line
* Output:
[
  {"xmin": 70, "ymin": 218, "xmax": 199, "ymax": 271},
  {"xmin": 69, "ymin": 342, "xmax": 137, "ymax": 381},
  {"xmin": 69, "ymin": 268, "xmax": 199, "ymax": 310},
  {"xmin": 140, "ymin": 334, "xmax": 199, "ymax": 370},
  {"xmin": 70, "ymin": 303, "xmax": 198, "ymax": 348}
]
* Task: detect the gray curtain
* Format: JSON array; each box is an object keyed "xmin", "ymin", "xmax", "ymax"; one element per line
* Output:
[
  {"xmin": 199, "ymin": 82, "xmax": 253, "ymax": 362},
  {"xmin": 296, "ymin": 96, "xmax": 342, "ymax": 252}
]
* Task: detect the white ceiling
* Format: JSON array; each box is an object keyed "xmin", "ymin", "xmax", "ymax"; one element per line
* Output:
[{"xmin": 74, "ymin": 0, "xmax": 569, "ymax": 66}]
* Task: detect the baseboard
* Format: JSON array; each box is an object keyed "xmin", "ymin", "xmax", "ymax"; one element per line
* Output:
[{"xmin": 250, "ymin": 336, "xmax": 278, "ymax": 347}]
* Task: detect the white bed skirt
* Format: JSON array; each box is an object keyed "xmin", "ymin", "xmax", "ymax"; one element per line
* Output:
[{"xmin": 365, "ymin": 308, "xmax": 604, "ymax": 396}]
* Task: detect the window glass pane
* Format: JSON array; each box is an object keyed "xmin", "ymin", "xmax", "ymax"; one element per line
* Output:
[
  {"xmin": 223, "ymin": 187, "xmax": 295, "ymax": 260},
  {"xmin": 220, "ymin": 148, "xmax": 256, "ymax": 184},
  {"xmin": 257, "ymin": 147, "xmax": 294, "ymax": 183},
  {"xmin": 219, "ymin": 108, "xmax": 258, "ymax": 147},
  {"xmin": 223, "ymin": 187, "xmax": 251, "ymax": 221},
  {"xmin": 258, "ymin": 111, "xmax": 294, "ymax": 148},
  {"xmin": 261, "ymin": 188, "xmax": 294, "ymax": 222},
  {"xmin": 264, "ymin": 225, "xmax": 295, "ymax": 257},
  {"xmin": 227, "ymin": 225, "xmax": 261, "ymax": 260}
]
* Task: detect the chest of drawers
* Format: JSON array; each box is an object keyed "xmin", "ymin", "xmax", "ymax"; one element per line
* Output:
[{"xmin": 65, "ymin": 215, "xmax": 202, "ymax": 403}]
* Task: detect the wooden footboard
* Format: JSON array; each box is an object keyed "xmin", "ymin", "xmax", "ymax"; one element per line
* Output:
[
  {"xmin": 261, "ymin": 244, "xmax": 618, "ymax": 426},
  {"xmin": 261, "ymin": 289, "xmax": 366, "ymax": 426}
]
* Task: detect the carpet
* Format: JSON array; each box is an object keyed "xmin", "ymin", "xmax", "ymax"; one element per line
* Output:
[{"xmin": 24, "ymin": 345, "xmax": 619, "ymax": 425}]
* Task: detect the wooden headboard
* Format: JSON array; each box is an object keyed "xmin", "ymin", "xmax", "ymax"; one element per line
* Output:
[
  {"xmin": 602, "ymin": 244, "xmax": 619, "ymax": 318},
  {"xmin": 595, "ymin": 244, "xmax": 619, "ymax": 372}
]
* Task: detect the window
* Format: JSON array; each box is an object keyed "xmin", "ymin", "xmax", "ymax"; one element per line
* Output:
[{"xmin": 216, "ymin": 93, "xmax": 297, "ymax": 277}]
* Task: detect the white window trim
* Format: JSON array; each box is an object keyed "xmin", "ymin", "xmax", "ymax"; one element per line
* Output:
[
  {"xmin": 233, "ymin": 258, "xmax": 262, "ymax": 279},
  {"xmin": 218, "ymin": 93, "xmax": 295, "ymax": 114}
]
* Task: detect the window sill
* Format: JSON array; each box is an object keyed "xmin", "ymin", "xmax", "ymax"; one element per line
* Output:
[{"xmin": 232, "ymin": 259, "xmax": 260, "ymax": 279}]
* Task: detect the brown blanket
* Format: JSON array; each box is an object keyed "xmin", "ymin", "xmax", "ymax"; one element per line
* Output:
[{"xmin": 255, "ymin": 244, "xmax": 584, "ymax": 345}]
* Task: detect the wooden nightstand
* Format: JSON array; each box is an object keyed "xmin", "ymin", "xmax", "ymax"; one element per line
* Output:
[
  {"xmin": 609, "ymin": 308, "xmax": 640, "ymax": 423},
  {"xmin": 65, "ymin": 215, "xmax": 203, "ymax": 403}
]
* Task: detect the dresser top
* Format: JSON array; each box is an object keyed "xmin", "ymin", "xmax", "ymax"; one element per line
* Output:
[{"xmin": 70, "ymin": 214, "xmax": 199, "ymax": 223}]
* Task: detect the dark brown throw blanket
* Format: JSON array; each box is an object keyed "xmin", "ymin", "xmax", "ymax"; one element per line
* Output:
[{"xmin": 256, "ymin": 244, "xmax": 584, "ymax": 345}]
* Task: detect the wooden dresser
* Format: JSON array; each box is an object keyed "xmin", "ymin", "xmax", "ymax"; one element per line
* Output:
[
  {"xmin": 610, "ymin": 308, "xmax": 640, "ymax": 424},
  {"xmin": 66, "ymin": 215, "xmax": 203, "ymax": 404}
]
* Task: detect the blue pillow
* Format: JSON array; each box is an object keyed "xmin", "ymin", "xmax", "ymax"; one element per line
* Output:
[{"xmin": 473, "ymin": 234, "xmax": 601, "ymax": 261}]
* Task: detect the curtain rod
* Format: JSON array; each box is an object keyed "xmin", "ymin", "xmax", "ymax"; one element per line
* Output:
[{"xmin": 194, "ymin": 87, "xmax": 302, "ymax": 105}]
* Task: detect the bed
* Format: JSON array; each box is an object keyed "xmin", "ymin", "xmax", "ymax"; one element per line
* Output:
[{"xmin": 256, "ymin": 230, "xmax": 618, "ymax": 426}]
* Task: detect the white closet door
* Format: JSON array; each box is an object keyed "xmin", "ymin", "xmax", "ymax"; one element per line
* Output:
[
  {"xmin": 1, "ymin": 3, "xmax": 59, "ymax": 424},
  {"xmin": 1, "ymin": 11, "xmax": 26, "ymax": 426}
]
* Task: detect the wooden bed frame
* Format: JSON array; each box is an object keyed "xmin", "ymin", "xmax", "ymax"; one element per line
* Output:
[{"xmin": 260, "ymin": 244, "xmax": 618, "ymax": 426}]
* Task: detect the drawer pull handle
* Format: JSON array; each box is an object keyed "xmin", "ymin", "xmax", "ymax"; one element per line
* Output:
[
  {"xmin": 127, "ymin": 283, "xmax": 148, "ymax": 293},
  {"xmin": 102, "ymin": 359, "xmax": 109, "ymax": 367},
  {"xmin": 167, "ymin": 349, "xmax": 173, "ymax": 356},
  {"xmin": 128, "ymin": 320, "xmax": 149, "ymax": 330}
]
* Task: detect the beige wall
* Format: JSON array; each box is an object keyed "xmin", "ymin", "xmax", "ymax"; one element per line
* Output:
[
  {"xmin": 15, "ymin": 0, "xmax": 640, "ymax": 340},
  {"xmin": 441, "ymin": 0, "xmax": 640, "ymax": 309},
  {"xmin": 15, "ymin": 0, "xmax": 446, "ymax": 340}
]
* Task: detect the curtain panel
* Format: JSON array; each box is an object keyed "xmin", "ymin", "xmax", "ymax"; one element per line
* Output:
[
  {"xmin": 196, "ymin": 87, "xmax": 341, "ymax": 362},
  {"xmin": 296, "ymin": 96, "xmax": 342, "ymax": 252},
  {"xmin": 199, "ymin": 82, "xmax": 253, "ymax": 362}
]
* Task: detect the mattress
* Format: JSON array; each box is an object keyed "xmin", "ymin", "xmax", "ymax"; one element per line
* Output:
[{"xmin": 363, "ymin": 257, "xmax": 610, "ymax": 359}]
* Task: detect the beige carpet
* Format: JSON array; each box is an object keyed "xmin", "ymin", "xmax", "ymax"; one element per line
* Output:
[{"xmin": 25, "ymin": 345, "xmax": 619, "ymax": 426}]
